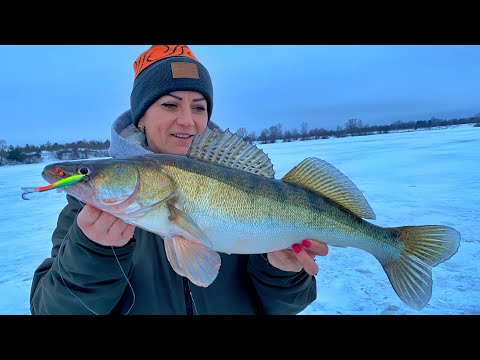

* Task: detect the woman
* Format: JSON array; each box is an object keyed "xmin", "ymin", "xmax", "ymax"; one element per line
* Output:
[{"xmin": 30, "ymin": 45, "xmax": 328, "ymax": 314}]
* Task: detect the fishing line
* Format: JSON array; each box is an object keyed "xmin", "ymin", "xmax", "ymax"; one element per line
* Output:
[
  {"xmin": 190, "ymin": 289, "xmax": 198, "ymax": 315},
  {"xmin": 57, "ymin": 230, "xmax": 100, "ymax": 315},
  {"xmin": 110, "ymin": 246, "xmax": 136, "ymax": 315},
  {"xmin": 185, "ymin": 279, "xmax": 198, "ymax": 315},
  {"xmin": 56, "ymin": 200, "xmax": 136, "ymax": 315}
]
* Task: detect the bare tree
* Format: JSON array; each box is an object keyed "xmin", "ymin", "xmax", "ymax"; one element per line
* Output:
[
  {"xmin": 345, "ymin": 118, "xmax": 363, "ymax": 133},
  {"xmin": 0, "ymin": 139, "xmax": 6, "ymax": 164},
  {"xmin": 300, "ymin": 121, "xmax": 309, "ymax": 140},
  {"xmin": 268, "ymin": 123, "xmax": 283, "ymax": 143},
  {"xmin": 283, "ymin": 130, "xmax": 293, "ymax": 142},
  {"xmin": 258, "ymin": 129, "xmax": 270, "ymax": 144},
  {"xmin": 291, "ymin": 128, "xmax": 299, "ymax": 141},
  {"xmin": 236, "ymin": 127, "xmax": 248, "ymax": 140}
]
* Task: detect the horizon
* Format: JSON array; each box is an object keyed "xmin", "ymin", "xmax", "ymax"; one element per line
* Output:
[{"xmin": 3, "ymin": 111, "xmax": 478, "ymax": 149}]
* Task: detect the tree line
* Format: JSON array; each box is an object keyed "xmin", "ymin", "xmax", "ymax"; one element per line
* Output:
[
  {"xmin": 0, "ymin": 139, "xmax": 110, "ymax": 165},
  {"xmin": 236, "ymin": 115, "xmax": 480, "ymax": 144},
  {"xmin": 1, "ymin": 114, "xmax": 479, "ymax": 166}
]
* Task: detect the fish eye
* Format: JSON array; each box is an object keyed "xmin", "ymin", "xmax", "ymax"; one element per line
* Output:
[{"xmin": 78, "ymin": 166, "xmax": 91, "ymax": 176}]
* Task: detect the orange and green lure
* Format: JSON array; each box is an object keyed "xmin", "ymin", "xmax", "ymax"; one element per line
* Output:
[{"xmin": 21, "ymin": 173, "xmax": 85, "ymax": 200}]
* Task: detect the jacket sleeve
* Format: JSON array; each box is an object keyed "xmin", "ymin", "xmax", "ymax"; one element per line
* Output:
[
  {"xmin": 30, "ymin": 194, "xmax": 136, "ymax": 315},
  {"xmin": 247, "ymin": 254, "xmax": 317, "ymax": 315}
]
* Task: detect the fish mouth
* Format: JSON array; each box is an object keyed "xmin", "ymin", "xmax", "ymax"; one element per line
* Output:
[
  {"xmin": 41, "ymin": 166, "xmax": 74, "ymax": 184},
  {"xmin": 41, "ymin": 164, "xmax": 92, "ymax": 202}
]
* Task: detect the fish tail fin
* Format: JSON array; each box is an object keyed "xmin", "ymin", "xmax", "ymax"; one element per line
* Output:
[{"xmin": 383, "ymin": 225, "xmax": 461, "ymax": 310}]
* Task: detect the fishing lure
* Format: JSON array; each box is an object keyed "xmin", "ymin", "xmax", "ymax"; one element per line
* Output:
[{"xmin": 21, "ymin": 173, "xmax": 85, "ymax": 200}]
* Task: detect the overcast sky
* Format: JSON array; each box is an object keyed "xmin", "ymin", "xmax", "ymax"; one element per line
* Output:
[{"xmin": 1, "ymin": 45, "xmax": 480, "ymax": 147}]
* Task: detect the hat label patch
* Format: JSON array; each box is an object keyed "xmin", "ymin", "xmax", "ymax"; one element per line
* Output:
[{"xmin": 171, "ymin": 62, "xmax": 200, "ymax": 79}]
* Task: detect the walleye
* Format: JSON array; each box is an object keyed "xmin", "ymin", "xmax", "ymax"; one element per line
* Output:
[{"xmin": 37, "ymin": 128, "xmax": 460, "ymax": 310}]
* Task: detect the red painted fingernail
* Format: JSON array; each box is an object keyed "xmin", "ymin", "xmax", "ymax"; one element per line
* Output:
[
  {"xmin": 292, "ymin": 244, "xmax": 302, "ymax": 253},
  {"xmin": 301, "ymin": 240, "xmax": 311, "ymax": 248}
]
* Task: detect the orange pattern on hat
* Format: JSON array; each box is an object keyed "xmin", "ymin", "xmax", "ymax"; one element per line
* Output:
[{"xmin": 133, "ymin": 45, "xmax": 199, "ymax": 80}]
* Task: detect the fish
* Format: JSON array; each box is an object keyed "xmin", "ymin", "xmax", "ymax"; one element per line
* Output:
[{"xmin": 36, "ymin": 128, "xmax": 460, "ymax": 310}]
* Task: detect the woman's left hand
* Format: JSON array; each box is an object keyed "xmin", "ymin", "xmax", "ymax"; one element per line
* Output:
[{"xmin": 266, "ymin": 239, "xmax": 329, "ymax": 275}]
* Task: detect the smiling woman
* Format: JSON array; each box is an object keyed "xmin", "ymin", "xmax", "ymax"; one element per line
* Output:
[{"xmin": 136, "ymin": 91, "xmax": 209, "ymax": 155}]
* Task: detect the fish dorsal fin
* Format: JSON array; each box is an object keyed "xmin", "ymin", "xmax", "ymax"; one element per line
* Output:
[
  {"xmin": 282, "ymin": 157, "xmax": 376, "ymax": 219},
  {"xmin": 187, "ymin": 128, "xmax": 275, "ymax": 178}
]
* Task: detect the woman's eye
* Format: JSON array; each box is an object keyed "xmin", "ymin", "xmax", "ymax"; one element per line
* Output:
[
  {"xmin": 78, "ymin": 167, "xmax": 90, "ymax": 175},
  {"xmin": 162, "ymin": 103, "xmax": 177, "ymax": 109}
]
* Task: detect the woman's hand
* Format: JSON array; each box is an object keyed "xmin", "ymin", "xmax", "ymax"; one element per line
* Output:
[
  {"xmin": 77, "ymin": 204, "xmax": 136, "ymax": 247},
  {"xmin": 266, "ymin": 240, "xmax": 328, "ymax": 275}
]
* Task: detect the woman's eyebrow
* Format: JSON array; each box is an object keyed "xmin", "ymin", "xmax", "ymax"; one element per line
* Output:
[
  {"xmin": 165, "ymin": 93, "xmax": 182, "ymax": 100},
  {"xmin": 165, "ymin": 93, "xmax": 205, "ymax": 102}
]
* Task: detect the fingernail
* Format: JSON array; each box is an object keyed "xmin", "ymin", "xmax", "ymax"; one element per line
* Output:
[
  {"xmin": 292, "ymin": 244, "xmax": 302, "ymax": 254},
  {"xmin": 301, "ymin": 239, "xmax": 311, "ymax": 248}
]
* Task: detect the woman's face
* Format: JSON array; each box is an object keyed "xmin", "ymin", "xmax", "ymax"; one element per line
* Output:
[{"xmin": 137, "ymin": 91, "xmax": 209, "ymax": 155}]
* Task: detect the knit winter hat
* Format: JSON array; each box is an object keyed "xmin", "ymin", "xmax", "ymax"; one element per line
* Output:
[{"xmin": 130, "ymin": 45, "xmax": 213, "ymax": 126}]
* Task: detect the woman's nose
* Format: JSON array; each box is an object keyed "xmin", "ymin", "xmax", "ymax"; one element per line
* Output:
[{"xmin": 176, "ymin": 109, "xmax": 195, "ymax": 126}]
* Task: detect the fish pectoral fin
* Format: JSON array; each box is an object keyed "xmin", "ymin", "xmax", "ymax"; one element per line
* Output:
[
  {"xmin": 167, "ymin": 200, "xmax": 212, "ymax": 248},
  {"xmin": 164, "ymin": 235, "xmax": 221, "ymax": 287}
]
